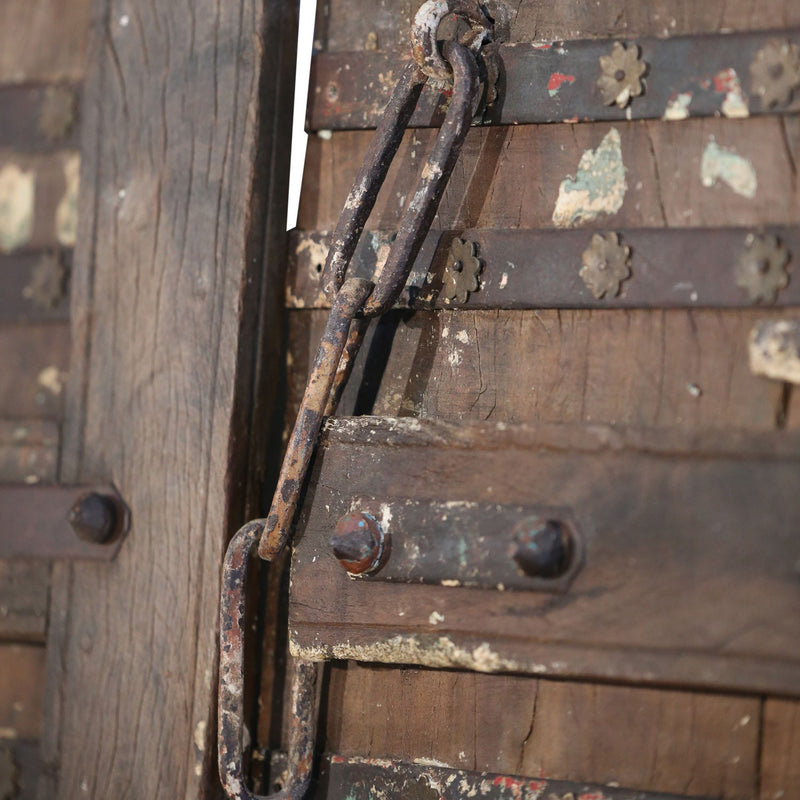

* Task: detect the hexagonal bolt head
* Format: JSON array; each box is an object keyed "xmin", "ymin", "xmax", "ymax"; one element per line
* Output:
[
  {"xmin": 330, "ymin": 512, "xmax": 387, "ymax": 575},
  {"xmin": 69, "ymin": 492, "xmax": 121, "ymax": 544},
  {"xmin": 511, "ymin": 517, "xmax": 573, "ymax": 579}
]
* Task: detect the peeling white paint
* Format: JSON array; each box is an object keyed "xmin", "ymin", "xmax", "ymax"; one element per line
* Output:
[
  {"xmin": 290, "ymin": 634, "xmax": 523, "ymax": 673},
  {"xmin": 552, "ymin": 128, "xmax": 627, "ymax": 227},
  {"xmin": 428, "ymin": 611, "xmax": 445, "ymax": 625},
  {"xmin": 0, "ymin": 163, "xmax": 35, "ymax": 252},
  {"xmin": 700, "ymin": 139, "xmax": 757, "ymax": 198},
  {"xmin": 37, "ymin": 366, "xmax": 64, "ymax": 395},
  {"xmin": 56, "ymin": 153, "xmax": 80, "ymax": 246},
  {"xmin": 455, "ymin": 330, "xmax": 470, "ymax": 344},
  {"xmin": 663, "ymin": 92, "xmax": 692, "ymax": 121}
]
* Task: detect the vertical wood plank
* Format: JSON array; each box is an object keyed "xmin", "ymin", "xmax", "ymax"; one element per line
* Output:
[
  {"xmin": 41, "ymin": 0, "xmax": 297, "ymax": 797},
  {"xmin": 760, "ymin": 699, "xmax": 800, "ymax": 800}
]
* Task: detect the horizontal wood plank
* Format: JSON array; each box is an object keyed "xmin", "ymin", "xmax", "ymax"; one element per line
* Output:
[
  {"xmin": 298, "ymin": 118, "xmax": 797, "ymax": 232},
  {"xmin": 290, "ymin": 418, "xmax": 800, "ymax": 695},
  {"xmin": 320, "ymin": 0, "xmax": 800, "ymax": 53},
  {"xmin": 0, "ymin": 324, "xmax": 69, "ymax": 419},
  {"xmin": 0, "ymin": 0, "xmax": 90, "ymax": 85},
  {"xmin": 0, "ymin": 150, "xmax": 79, "ymax": 253},
  {"xmin": 326, "ymin": 663, "xmax": 760, "ymax": 799},
  {"xmin": 291, "ymin": 308, "xmax": 788, "ymax": 430},
  {"xmin": 0, "ymin": 646, "xmax": 45, "ymax": 740}
]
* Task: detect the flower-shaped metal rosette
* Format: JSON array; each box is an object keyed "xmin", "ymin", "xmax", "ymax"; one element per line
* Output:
[
  {"xmin": 597, "ymin": 42, "xmax": 647, "ymax": 108},
  {"xmin": 443, "ymin": 237, "xmax": 482, "ymax": 304},
  {"xmin": 735, "ymin": 233, "xmax": 790, "ymax": 304},
  {"xmin": 580, "ymin": 232, "xmax": 631, "ymax": 300},
  {"xmin": 750, "ymin": 39, "xmax": 800, "ymax": 108},
  {"xmin": 23, "ymin": 251, "xmax": 68, "ymax": 309}
]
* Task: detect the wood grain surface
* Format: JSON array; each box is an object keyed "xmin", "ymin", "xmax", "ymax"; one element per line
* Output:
[{"xmin": 39, "ymin": 0, "xmax": 298, "ymax": 796}]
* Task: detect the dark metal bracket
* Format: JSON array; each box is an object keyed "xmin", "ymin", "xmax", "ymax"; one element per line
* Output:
[
  {"xmin": 0, "ymin": 484, "xmax": 130, "ymax": 561},
  {"xmin": 308, "ymin": 27, "xmax": 800, "ymax": 131}
]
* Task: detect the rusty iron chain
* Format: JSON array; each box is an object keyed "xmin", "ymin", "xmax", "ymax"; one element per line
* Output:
[{"xmin": 218, "ymin": 3, "xmax": 496, "ymax": 797}]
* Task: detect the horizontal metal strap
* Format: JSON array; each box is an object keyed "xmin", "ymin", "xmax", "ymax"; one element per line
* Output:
[
  {"xmin": 308, "ymin": 27, "xmax": 800, "ymax": 130},
  {"xmin": 288, "ymin": 226, "xmax": 800, "ymax": 310},
  {"xmin": 325, "ymin": 756, "xmax": 703, "ymax": 800},
  {"xmin": 0, "ymin": 484, "xmax": 129, "ymax": 560}
]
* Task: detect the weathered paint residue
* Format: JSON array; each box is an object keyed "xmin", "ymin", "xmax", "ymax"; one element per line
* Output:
[
  {"xmin": 552, "ymin": 128, "xmax": 627, "ymax": 227},
  {"xmin": 713, "ymin": 68, "xmax": 749, "ymax": 119},
  {"xmin": 701, "ymin": 139, "xmax": 757, "ymax": 198},
  {"xmin": 291, "ymin": 633, "xmax": 524, "ymax": 673},
  {"xmin": 663, "ymin": 91, "xmax": 692, "ymax": 121},
  {"xmin": 56, "ymin": 153, "xmax": 80, "ymax": 246},
  {"xmin": 547, "ymin": 72, "xmax": 575, "ymax": 97},
  {"xmin": 0, "ymin": 163, "xmax": 35, "ymax": 253}
]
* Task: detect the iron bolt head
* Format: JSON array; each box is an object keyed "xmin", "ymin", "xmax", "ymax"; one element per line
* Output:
[
  {"xmin": 511, "ymin": 518, "xmax": 572, "ymax": 579},
  {"xmin": 330, "ymin": 512, "xmax": 386, "ymax": 575},
  {"xmin": 69, "ymin": 492, "xmax": 120, "ymax": 544}
]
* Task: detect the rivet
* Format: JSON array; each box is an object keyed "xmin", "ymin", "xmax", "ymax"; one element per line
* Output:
[
  {"xmin": 735, "ymin": 233, "xmax": 790, "ymax": 304},
  {"xmin": 69, "ymin": 492, "xmax": 122, "ymax": 544},
  {"xmin": 330, "ymin": 512, "xmax": 387, "ymax": 575},
  {"xmin": 750, "ymin": 39, "xmax": 800, "ymax": 108},
  {"xmin": 597, "ymin": 42, "xmax": 647, "ymax": 108},
  {"xmin": 580, "ymin": 232, "xmax": 631, "ymax": 299},
  {"xmin": 510, "ymin": 518, "xmax": 573, "ymax": 579},
  {"xmin": 442, "ymin": 237, "xmax": 482, "ymax": 304}
]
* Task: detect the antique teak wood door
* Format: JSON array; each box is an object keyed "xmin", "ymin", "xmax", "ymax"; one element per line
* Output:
[
  {"xmin": 1, "ymin": 0, "xmax": 800, "ymax": 798},
  {"xmin": 266, "ymin": 1, "xmax": 800, "ymax": 799}
]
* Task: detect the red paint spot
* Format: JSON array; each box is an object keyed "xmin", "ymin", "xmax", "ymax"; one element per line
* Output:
[
  {"xmin": 548, "ymin": 72, "xmax": 576, "ymax": 92},
  {"xmin": 578, "ymin": 793, "xmax": 607, "ymax": 800},
  {"xmin": 532, "ymin": 42, "xmax": 553, "ymax": 49},
  {"xmin": 712, "ymin": 68, "xmax": 738, "ymax": 94},
  {"xmin": 527, "ymin": 781, "xmax": 546, "ymax": 791}
]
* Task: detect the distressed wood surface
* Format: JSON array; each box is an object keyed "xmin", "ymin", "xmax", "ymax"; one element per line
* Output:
[
  {"xmin": 326, "ymin": 662, "xmax": 760, "ymax": 799},
  {"xmin": 298, "ymin": 119, "xmax": 797, "ymax": 232},
  {"xmin": 40, "ymin": 0, "xmax": 297, "ymax": 797},
  {"xmin": 0, "ymin": 325, "xmax": 69, "ymax": 420},
  {"xmin": 0, "ymin": 0, "xmax": 91, "ymax": 85},
  {"xmin": 320, "ymin": 0, "xmax": 800, "ymax": 53},
  {"xmin": 291, "ymin": 308, "xmax": 790, "ymax": 430},
  {"xmin": 0, "ymin": 646, "xmax": 45, "ymax": 741},
  {"xmin": 760, "ymin": 699, "xmax": 800, "ymax": 800}
]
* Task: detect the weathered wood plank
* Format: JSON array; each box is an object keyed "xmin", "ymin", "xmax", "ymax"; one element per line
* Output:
[
  {"xmin": 0, "ymin": 325, "xmax": 69, "ymax": 420},
  {"xmin": 42, "ymin": 0, "xmax": 298, "ymax": 797},
  {"xmin": 0, "ymin": 251, "xmax": 72, "ymax": 324},
  {"xmin": 0, "ymin": 563, "xmax": 49, "ymax": 642},
  {"xmin": 326, "ymin": 663, "xmax": 760, "ymax": 799},
  {"xmin": 0, "ymin": 0, "xmax": 90, "ymax": 85},
  {"xmin": 760, "ymin": 699, "xmax": 800, "ymax": 800},
  {"xmin": 0, "ymin": 646, "xmax": 45, "ymax": 740},
  {"xmin": 321, "ymin": 0, "xmax": 800, "ymax": 53},
  {"xmin": 0, "ymin": 85, "xmax": 81, "ymax": 152},
  {"xmin": 298, "ymin": 119, "xmax": 797, "ymax": 232},
  {"xmin": 291, "ymin": 308, "xmax": 787, "ymax": 430},
  {"xmin": 0, "ymin": 150, "xmax": 79, "ymax": 254}
]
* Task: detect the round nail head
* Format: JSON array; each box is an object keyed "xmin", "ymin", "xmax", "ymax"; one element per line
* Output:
[{"xmin": 330, "ymin": 512, "xmax": 386, "ymax": 575}]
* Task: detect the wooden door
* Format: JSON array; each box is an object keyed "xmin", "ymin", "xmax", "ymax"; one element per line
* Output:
[{"xmin": 261, "ymin": 2, "xmax": 800, "ymax": 799}]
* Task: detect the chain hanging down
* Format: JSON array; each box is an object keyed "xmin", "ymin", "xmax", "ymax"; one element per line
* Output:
[{"xmin": 218, "ymin": 3, "xmax": 496, "ymax": 798}]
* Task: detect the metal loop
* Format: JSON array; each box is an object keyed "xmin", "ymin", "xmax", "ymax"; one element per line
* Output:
[
  {"xmin": 218, "ymin": 521, "xmax": 320, "ymax": 800},
  {"xmin": 411, "ymin": 0, "xmax": 493, "ymax": 82},
  {"xmin": 321, "ymin": 39, "xmax": 481, "ymax": 316}
]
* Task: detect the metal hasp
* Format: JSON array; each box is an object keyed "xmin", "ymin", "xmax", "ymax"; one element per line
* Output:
[
  {"xmin": 328, "ymin": 498, "xmax": 584, "ymax": 592},
  {"xmin": 219, "ymin": 3, "xmax": 497, "ymax": 798},
  {"xmin": 325, "ymin": 757, "xmax": 702, "ymax": 800},
  {"xmin": 218, "ymin": 521, "xmax": 319, "ymax": 800},
  {"xmin": 0, "ymin": 484, "xmax": 129, "ymax": 560},
  {"xmin": 257, "ymin": 0, "xmax": 493, "ymax": 563}
]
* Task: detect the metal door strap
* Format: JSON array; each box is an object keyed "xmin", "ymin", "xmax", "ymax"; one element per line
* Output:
[{"xmin": 218, "ymin": 2, "xmax": 496, "ymax": 797}]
